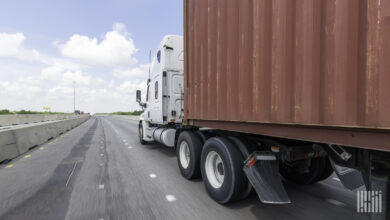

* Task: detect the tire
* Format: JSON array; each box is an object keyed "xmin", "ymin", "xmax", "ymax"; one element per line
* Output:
[
  {"xmin": 316, "ymin": 156, "xmax": 334, "ymax": 181},
  {"xmin": 280, "ymin": 157, "xmax": 326, "ymax": 185},
  {"xmin": 201, "ymin": 137, "xmax": 247, "ymax": 204},
  {"xmin": 227, "ymin": 136, "xmax": 257, "ymax": 200},
  {"xmin": 176, "ymin": 131, "xmax": 203, "ymax": 179},
  {"xmin": 138, "ymin": 121, "xmax": 147, "ymax": 145}
]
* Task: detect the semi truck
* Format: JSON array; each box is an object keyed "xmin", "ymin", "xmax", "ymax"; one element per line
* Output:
[{"xmin": 136, "ymin": 0, "xmax": 389, "ymax": 218}]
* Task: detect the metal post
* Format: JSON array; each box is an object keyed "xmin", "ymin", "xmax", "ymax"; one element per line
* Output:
[{"xmin": 73, "ymin": 81, "xmax": 76, "ymax": 114}]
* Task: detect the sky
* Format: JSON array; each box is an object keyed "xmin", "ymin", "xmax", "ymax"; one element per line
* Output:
[{"xmin": 0, "ymin": 0, "xmax": 183, "ymax": 113}]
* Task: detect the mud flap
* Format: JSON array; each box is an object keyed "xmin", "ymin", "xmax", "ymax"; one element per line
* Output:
[
  {"xmin": 243, "ymin": 152, "xmax": 291, "ymax": 204},
  {"xmin": 330, "ymin": 159, "xmax": 366, "ymax": 190}
]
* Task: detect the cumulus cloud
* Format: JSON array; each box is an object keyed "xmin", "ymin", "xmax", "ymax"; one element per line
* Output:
[
  {"xmin": 41, "ymin": 65, "xmax": 63, "ymax": 80},
  {"xmin": 1, "ymin": 23, "xmax": 150, "ymax": 113},
  {"xmin": 60, "ymin": 23, "xmax": 138, "ymax": 67},
  {"xmin": 113, "ymin": 63, "xmax": 149, "ymax": 79},
  {"xmin": 0, "ymin": 33, "xmax": 41, "ymax": 61}
]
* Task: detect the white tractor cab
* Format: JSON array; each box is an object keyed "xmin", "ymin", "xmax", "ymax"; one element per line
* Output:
[{"xmin": 136, "ymin": 35, "xmax": 184, "ymax": 147}]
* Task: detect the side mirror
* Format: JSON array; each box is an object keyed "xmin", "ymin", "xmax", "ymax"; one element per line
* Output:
[{"xmin": 136, "ymin": 90, "xmax": 141, "ymax": 103}]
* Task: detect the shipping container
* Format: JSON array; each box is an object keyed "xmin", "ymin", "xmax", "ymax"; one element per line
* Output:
[{"xmin": 184, "ymin": 0, "xmax": 390, "ymax": 152}]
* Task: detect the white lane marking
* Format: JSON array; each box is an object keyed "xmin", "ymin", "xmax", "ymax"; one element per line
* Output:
[
  {"xmin": 100, "ymin": 153, "xmax": 104, "ymax": 157},
  {"xmin": 122, "ymin": 139, "xmax": 127, "ymax": 142},
  {"xmin": 66, "ymin": 161, "xmax": 78, "ymax": 187},
  {"xmin": 332, "ymin": 177, "xmax": 340, "ymax": 181},
  {"xmin": 165, "ymin": 195, "xmax": 177, "ymax": 202},
  {"xmin": 99, "ymin": 163, "xmax": 104, "ymax": 166},
  {"xmin": 149, "ymin": 173, "xmax": 157, "ymax": 178},
  {"xmin": 125, "ymin": 143, "xmax": 129, "ymax": 145},
  {"xmin": 128, "ymin": 146, "xmax": 133, "ymax": 149},
  {"xmin": 327, "ymin": 199, "xmax": 347, "ymax": 207},
  {"xmin": 98, "ymin": 184, "xmax": 105, "ymax": 189}
]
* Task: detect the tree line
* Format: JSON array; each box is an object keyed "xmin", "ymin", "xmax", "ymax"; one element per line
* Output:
[{"xmin": 0, "ymin": 109, "xmax": 67, "ymax": 115}]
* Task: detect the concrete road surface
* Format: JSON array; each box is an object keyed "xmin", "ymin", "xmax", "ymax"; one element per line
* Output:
[{"xmin": 0, "ymin": 116, "xmax": 370, "ymax": 220}]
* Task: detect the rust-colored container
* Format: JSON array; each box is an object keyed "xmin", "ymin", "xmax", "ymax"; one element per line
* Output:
[{"xmin": 183, "ymin": 0, "xmax": 390, "ymax": 151}]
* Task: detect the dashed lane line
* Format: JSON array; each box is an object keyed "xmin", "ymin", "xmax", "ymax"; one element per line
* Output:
[
  {"xmin": 65, "ymin": 161, "xmax": 78, "ymax": 187},
  {"xmin": 165, "ymin": 195, "xmax": 177, "ymax": 202}
]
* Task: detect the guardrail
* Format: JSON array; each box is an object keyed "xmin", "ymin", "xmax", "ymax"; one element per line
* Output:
[
  {"xmin": 0, "ymin": 115, "xmax": 90, "ymax": 163},
  {"xmin": 0, "ymin": 114, "xmax": 83, "ymax": 127}
]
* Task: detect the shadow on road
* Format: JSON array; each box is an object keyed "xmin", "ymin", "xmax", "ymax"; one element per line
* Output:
[{"xmin": 143, "ymin": 143, "xmax": 176, "ymax": 158}]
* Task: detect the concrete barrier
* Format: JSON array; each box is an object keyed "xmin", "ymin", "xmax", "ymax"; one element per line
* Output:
[
  {"xmin": 0, "ymin": 114, "xmax": 83, "ymax": 127},
  {"xmin": 0, "ymin": 116, "xmax": 90, "ymax": 163},
  {"xmin": 112, "ymin": 115, "xmax": 140, "ymax": 121},
  {"xmin": 0, "ymin": 130, "xmax": 19, "ymax": 162}
]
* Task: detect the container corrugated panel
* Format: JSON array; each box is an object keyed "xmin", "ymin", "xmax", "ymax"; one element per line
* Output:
[{"xmin": 184, "ymin": 0, "xmax": 390, "ymax": 151}]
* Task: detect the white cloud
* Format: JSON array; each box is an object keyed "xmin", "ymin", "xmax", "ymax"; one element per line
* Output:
[
  {"xmin": 0, "ymin": 23, "xmax": 150, "ymax": 113},
  {"xmin": 113, "ymin": 63, "xmax": 149, "ymax": 79},
  {"xmin": 108, "ymin": 80, "xmax": 115, "ymax": 88},
  {"xmin": 116, "ymin": 80, "xmax": 145, "ymax": 92},
  {"xmin": 60, "ymin": 23, "xmax": 138, "ymax": 67},
  {"xmin": 41, "ymin": 65, "xmax": 63, "ymax": 80},
  {"xmin": 0, "ymin": 33, "xmax": 41, "ymax": 61}
]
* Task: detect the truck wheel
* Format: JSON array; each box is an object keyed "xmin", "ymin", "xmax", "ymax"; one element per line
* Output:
[
  {"xmin": 177, "ymin": 131, "xmax": 203, "ymax": 179},
  {"xmin": 227, "ymin": 136, "xmax": 257, "ymax": 200},
  {"xmin": 138, "ymin": 122, "xmax": 147, "ymax": 145},
  {"xmin": 280, "ymin": 157, "xmax": 326, "ymax": 185},
  {"xmin": 316, "ymin": 156, "xmax": 334, "ymax": 181},
  {"xmin": 201, "ymin": 137, "xmax": 247, "ymax": 204}
]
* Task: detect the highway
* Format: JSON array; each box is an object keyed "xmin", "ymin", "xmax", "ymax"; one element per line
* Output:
[{"xmin": 0, "ymin": 116, "xmax": 369, "ymax": 220}]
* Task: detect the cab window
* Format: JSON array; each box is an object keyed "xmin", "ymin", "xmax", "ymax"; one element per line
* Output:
[
  {"xmin": 157, "ymin": 50, "xmax": 161, "ymax": 63},
  {"xmin": 155, "ymin": 81, "xmax": 158, "ymax": 99}
]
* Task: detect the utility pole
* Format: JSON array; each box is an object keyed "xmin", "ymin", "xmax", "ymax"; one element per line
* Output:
[{"xmin": 73, "ymin": 81, "xmax": 76, "ymax": 114}]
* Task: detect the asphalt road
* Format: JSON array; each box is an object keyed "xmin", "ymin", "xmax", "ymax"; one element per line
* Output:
[{"xmin": 0, "ymin": 116, "xmax": 370, "ymax": 220}]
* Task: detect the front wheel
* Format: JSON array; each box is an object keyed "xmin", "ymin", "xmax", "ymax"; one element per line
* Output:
[{"xmin": 138, "ymin": 121, "xmax": 147, "ymax": 145}]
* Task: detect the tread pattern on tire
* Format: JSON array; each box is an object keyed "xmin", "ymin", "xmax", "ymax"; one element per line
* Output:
[
  {"xmin": 201, "ymin": 137, "xmax": 247, "ymax": 204},
  {"xmin": 177, "ymin": 131, "xmax": 203, "ymax": 179},
  {"xmin": 139, "ymin": 122, "xmax": 147, "ymax": 145},
  {"xmin": 280, "ymin": 157, "xmax": 327, "ymax": 185}
]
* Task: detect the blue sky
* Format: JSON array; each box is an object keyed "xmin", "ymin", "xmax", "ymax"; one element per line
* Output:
[{"xmin": 0, "ymin": 0, "xmax": 183, "ymax": 113}]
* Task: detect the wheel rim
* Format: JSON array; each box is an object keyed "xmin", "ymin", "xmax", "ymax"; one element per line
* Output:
[
  {"xmin": 205, "ymin": 151, "xmax": 225, "ymax": 189},
  {"xmin": 179, "ymin": 141, "xmax": 190, "ymax": 169}
]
